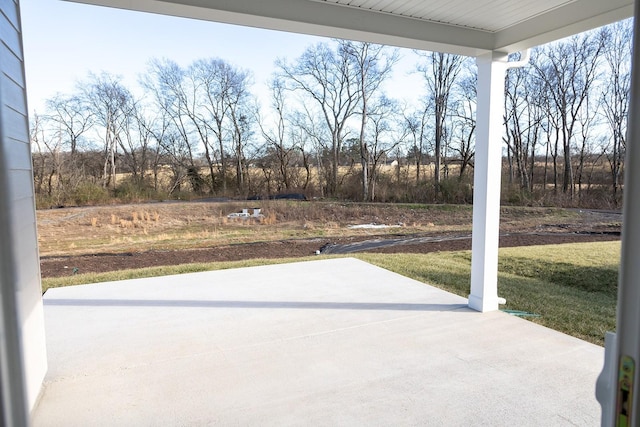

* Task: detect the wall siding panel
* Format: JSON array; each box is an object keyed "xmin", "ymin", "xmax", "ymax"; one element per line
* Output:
[
  {"xmin": 1, "ymin": 71, "xmax": 27, "ymax": 112},
  {"xmin": 3, "ymin": 137, "xmax": 31, "ymax": 171},
  {"xmin": 0, "ymin": 43, "xmax": 25, "ymax": 85},
  {"xmin": 8, "ymin": 169, "xmax": 36, "ymax": 203},
  {"xmin": 0, "ymin": 14, "xmax": 21, "ymax": 57},
  {"xmin": 0, "ymin": 1, "xmax": 20, "ymax": 27},
  {"xmin": 2, "ymin": 106, "xmax": 28, "ymax": 142}
]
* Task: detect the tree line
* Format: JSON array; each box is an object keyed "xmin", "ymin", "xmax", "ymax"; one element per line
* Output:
[{"xmin": 29, "ymin": 19, "xmax": 632, "ymax": 208}]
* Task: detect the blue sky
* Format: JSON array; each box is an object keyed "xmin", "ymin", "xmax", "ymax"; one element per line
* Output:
[{"xmin": 21, "ymin": 0, "xmax": 423, "ymax": 114}]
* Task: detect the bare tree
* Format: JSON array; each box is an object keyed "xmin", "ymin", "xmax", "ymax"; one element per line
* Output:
[
  {"xmin": 224, "ymin": 70, "xmax": 255, "ymax": 193},
  {"xmin": 365, "ymin": 96, "xmax": 406, "ymax": 201},
  {"xmin": 277, "ymin": 41, "xmax": 360, "ymax": 196},
  {"xmin": 29, "ymin": 113, "xmax": 48, "ymax": 198},
  {"xmin": 292, "ymin": 106, "xmax": 333, "ymax": 196},
  {"xmin": 81, "ymin": 73, "xmax": 135, "ymax": 189},
  {"xmin": 143, "ymin": 59, "xmax": 201, "ymax": 191},
  {"xmin": 417, "ymin": 52, "xmax": 466, "ymax": 196},
  {"xmin": 342, "ymin": 40, "xmax": 399, "ymax": 201},
  {"xmin": 524, "ymin": 77, "xmax": 548, "ymax": 192},
  {"xmin": 533, "ymin": 32, "xmax": 604, "ymax": 198},
  {"xmin": 403, "ymin": 99, "xmax": 430, "ymax": 183},
  {"xmin": 29, "ymin": 111, "xmax": 75, "ymax": 203},
  {"xmin": 137, "ymin": 108, "xmax": 169, "ymax": 192},
  {"xmin": 37, "ymin": 93, "xmax": 97, "ymax": 199},
  {"xmin": 600, "ymin": 19, "xmax": 632, "ymax": 198},
  {"xmin": 287, "ymin": 111, "xmax": 315, "ymax": 191},
  {"xmin": 504, "ymin": 53, "xmax": 547, "ymax": 192},
  {"xmin": 117, "ymin": 100, "xmax": 155, "ymax": 187},
  {"xmin": 153, "ymin": 58, "xmax": 256, "ymax": 195},
  {"xmin": 258, "ymin": 77, "xmax": 297, "ymax": 192},
  {"xmin": 185, "ymin": 59, "xmax": 223, "ymax": 193},
  {"xmin": 451, "ymin": 71, "xmax": 476, "ymax": 180},
  {"xmin": 191, "ymin": 58, "xmax": 253, "ymax": 193},
  {"xmin": 574, "ymin": 94, "xmax": 600, "ymax": 201},
  {"xmin": 45, "ymin": 93, "xmax": 93, "ymax": 156}
]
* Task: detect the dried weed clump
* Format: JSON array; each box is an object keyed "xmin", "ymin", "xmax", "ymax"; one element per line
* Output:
[
  {"xmin": 259, "ymin": 212, "xmax": 277, "ymax": 225},
  {"xmin": 103, "ymin": 210, "xmax": 161, "ymax": 230},
  {"xmin": 125, "ymin": 210, "xmax": 160, "ymax": 228}
]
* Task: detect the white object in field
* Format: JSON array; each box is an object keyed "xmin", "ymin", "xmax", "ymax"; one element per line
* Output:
[
  {"xmin": 227, "ymin": 208, "xmax": 264, "ymax": 219},
  {"xmin": 347, "ymin": 224, "xmax": 401, "ymax": 229}
]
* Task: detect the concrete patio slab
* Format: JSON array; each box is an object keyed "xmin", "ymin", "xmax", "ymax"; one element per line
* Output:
[{"xmin": 33, "ymin": 258, "xmax": 603, "ymax": 426}]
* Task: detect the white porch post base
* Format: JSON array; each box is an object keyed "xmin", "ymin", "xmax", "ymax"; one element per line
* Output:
[
  {"xmin": 468, "ymin": 52, "xmax": 508, "ymax": 313},
  {"xmin": 468, "ymin": 295, "xmax": 503, "ymax": 313}
]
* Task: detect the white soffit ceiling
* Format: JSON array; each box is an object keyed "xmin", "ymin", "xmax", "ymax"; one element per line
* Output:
[
  {"xmin": 66, "ymin": 0, "xmax": 633, "ymax": 56},
  {"xmin": 312, "ymin": 0, "xmax": 576, "ymax": 33}
]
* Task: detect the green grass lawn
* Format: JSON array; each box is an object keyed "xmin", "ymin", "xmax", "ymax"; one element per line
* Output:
[{"xmin": 42, "ymin": 241, "xmax": 620, "ymax": 346}]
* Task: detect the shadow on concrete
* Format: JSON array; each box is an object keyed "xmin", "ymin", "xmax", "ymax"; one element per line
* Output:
[{"xmin": 44, "ymin": 298, "xmax": 469, "ymax": 312}]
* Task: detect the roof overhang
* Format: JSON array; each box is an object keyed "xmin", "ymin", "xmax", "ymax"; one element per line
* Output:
[{"xmin": 67, "ymin": 0, "xmax": 633, "ymax": 56}]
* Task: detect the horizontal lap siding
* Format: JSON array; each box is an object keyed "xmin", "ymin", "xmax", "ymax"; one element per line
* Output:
[{"xmin": 0, "ymin": 0, "xmax": 47, "ymax": 416}]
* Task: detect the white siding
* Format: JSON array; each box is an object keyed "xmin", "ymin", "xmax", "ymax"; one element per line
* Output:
[{"xmin": 0, "ymin": 0, "xmax": 47, "ymax": 419}]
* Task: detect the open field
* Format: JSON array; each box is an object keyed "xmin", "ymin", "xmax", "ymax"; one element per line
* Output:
[
  {"xmin": 37, "ymin": 200, "xmax": 621, "ymax": 276},
  {"xmin": 37, "ymin": 200, "xmax": 620, "ymax": 256},
  {"xmin": 37, "ymin": 200, "xmax": 477, "ymax": 256}
]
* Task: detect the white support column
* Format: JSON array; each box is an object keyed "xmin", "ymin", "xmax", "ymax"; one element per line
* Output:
[{"xmin": 468, "ymin": 51, "xmax": 508, "ymax": 312}]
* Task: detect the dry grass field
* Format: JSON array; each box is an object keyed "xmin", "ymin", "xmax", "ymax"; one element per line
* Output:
[
  {"xmin": 37, "ymin": 200, "xmax": 621, "ymax": 278},
  {"xmin": 37, "ymin": 200, "xmax": 474, "ymax": 256}
]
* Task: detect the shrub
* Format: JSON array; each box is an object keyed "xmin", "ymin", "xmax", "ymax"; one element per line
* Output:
[
  {"xmin": 72, "ymin": 183, "xmax": 110, "ymax": 206},
  {"xmin": 438, "ymin": 177, "xmax": 473, "ymax": 204}
]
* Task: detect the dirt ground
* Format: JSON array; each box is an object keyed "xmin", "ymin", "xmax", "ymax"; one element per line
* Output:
[{"xmin": 38, "ymin": 201, "xmax": 622, "ymax": 278}]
